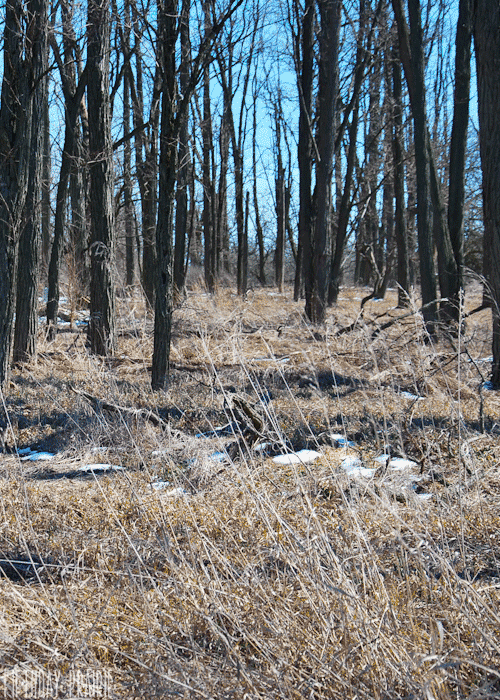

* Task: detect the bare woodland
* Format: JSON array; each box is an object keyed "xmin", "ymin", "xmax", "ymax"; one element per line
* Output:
[{"xmin": 0, "ymin": 0, "xmax": 499, "ymax": 698}]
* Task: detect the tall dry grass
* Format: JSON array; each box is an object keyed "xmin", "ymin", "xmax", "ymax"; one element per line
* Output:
[{"xmin": 0, "ymin": 285, "xmax": 498, "ymax": 699}]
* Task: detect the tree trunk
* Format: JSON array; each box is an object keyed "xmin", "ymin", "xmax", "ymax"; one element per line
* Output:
[
  {"xmin": 329, "ymin": 92, "xmax": 359, "ymax": 305},
  {"xmin": 235, "ymin": 152, "xmax": 248, "ymax": 296},
  {"xmin": 275, "ymin": 106, "xmax": 285, "ymax": 293},
  {"xmin": 252, "ymin": 92, "xmax": 266, "ymax": 285},
  {"xmin": 151, "ymin": 0, "xmax": 177, "ymax": 390},
  {"xmin": 0, "ymin": 0, "xmax": 34, "ymax": 387},
  {"xmin": 391, "ymin": 39, "xmax": 410, "ymax": 307},
  {"xmin": 173, "ymin": 0, "xmax": 191, "ymax": 299},
  {"xmin": 87, "ymin": 0, "xmax": 116, "ymax": 356},
  {"xmin": 393, "ymin": 0, "xmax": 458, "ymax": 325},
  {"xmin": 13, "ymin": 0, "xmax": 49, "ymax": 364},
  {"xmin": 123, "ymin": 1, "xmax": 135, "ymax": 288},
  {"xmin": 41, "ymin": 83, "xmax": 51, "ymax": 271},
  {"xmin": 202, "ymin": 56, "xmax": 215, "ymax": 293},
  {"xmin": 474, "ymin": 0, "xmax": 500, "ymax": 385},
  {"xmin": 406, "ymin": 0, "xmax": 437, "ymax": 331},
  {"xmin": 448, "ymin": 0, "xmax": 472, "ymax": 298},
  {"xmin": 47, "ymin": 1, "xmax": 87, "ymax": 338},
  {"xmin": 215, "ymin": 62, "xmax": 231, "ymax": 280},
  {"xmin": 130, "ymin": 0, "xmax": 160, "ymax": 309},
  {"xmin": 294, "ymin": 0, "xmax": 314, "ymax": 302},
  {"xmin": 365, "ymin": 44, "xmax": 383, "ymax": 278},
  {"xmin": 329, "ymin": 0, "xmax": 365, "ymax": 305},
  {"xmin": 305, "ymin": 0, "xmax": 341, "ymax": 324}
]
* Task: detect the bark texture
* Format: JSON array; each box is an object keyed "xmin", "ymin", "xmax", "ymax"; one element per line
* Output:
[
  {"xmin": 474, "ymin": 0, "xmax": 500, "ymax": 384},
  {"xmin": 87, "ymin": 0, "xmax": 116, "ymax": 356}
]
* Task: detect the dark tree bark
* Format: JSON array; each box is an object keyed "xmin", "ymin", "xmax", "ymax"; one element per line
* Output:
[
  {"xmin": 375, "ymin": 43, "xmax": 396, "ymax": 301},
  {"xmin": 363, "ymin": 42, "xmax": 383, "ymax": 284},
  {"xmin": 329, "ymin": 0, "xmax": 366, "ymax": 305},
  {"xmin": 474, "ymin": 0, "xmax": 500, "ymax": 385},
  {"xmin": 13, "ymin": 0, "xmax": 49, "ymax": 364},
  {"xmin": 217, "ymin": 40, "xmax": 251, "ymax": 297},
  {"xmin": 275, "ymin": 104, "xmax": 285, "ymax": 293},
  {"xmin": 151, "ymin": 0, "xmax": 177, "ymax": 390},
  {"xmin": 447, "ymin": 0, "xmax": 473, "ymax": 297},
  {"xmin": 202, "ymin": 9, "xmax": 216, "ymax": 293},
  {"xmin": 252, "ymin": 87, "xmax": 266, "ymax": 285},
  {"xmin": 87, "ymin": 0, "xmax": 116, "ymax": 356},
  {"xmin": 123, "ymin": 75, "xmax": 135, "ymax": 287},
  {"xmin": 304, "ymin": 0, "xmax": 341, "ymax": 323},
  {"xmin": 129, "ymin": 0, "xmax": 160, "ymax": 309},
  {"xmin": 329, "ymin": 93, "xmax": 360, "ymax": 305},
  {"xmin": 0, "ymin": 0, "xmax": 35, "ymax": 386},
  {"xmin": 47, "ymin": 0, "xmax": 87, "ymax": 338},
  {"xmin": 216, "ymin": 9, "xmax": 257, "ymax": 297},
  {"xmin": 151, "ymin": 0, "xmax": 245, "ymax": 389},
  {"xmin": 294, "ymin": 0, "xmax": 314, "ymax": 302},
  {"xmin": 41, "ymin": 82, "xmax": 51, "ymax": 270},
  {"xmin": 173, "ymin": 0, "xmax": 191, "ymax": 299},
  {"xmin": 406, "ymin": 0, "xmax": 437, "ymax": 331},
  {"xmin": 391, "ymin": 39, "xmax": 410, "ymax": 307},
  {"xmin": 216, "ymin": 81, "xmax": 231, "ymax": 277},
  {"xmin": 393, "ymin": 0, "xmax": 459, "ymax": 325},
  {"xmin": 123, "ymin": 0, "xmax": 135, "ymax": 288}
]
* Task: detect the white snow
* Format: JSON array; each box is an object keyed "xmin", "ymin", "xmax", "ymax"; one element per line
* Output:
[
  {"xmin": 153, "ymin": 485, "xmax": 189, "ymax": 497},
  {"xmin": 77, "ymin": 464, "xmax": 125, "ymax": 473},
  {"xmin": 254, "ymin": 356, "xmax": 290, "ymax": 364},
  {"xmin": 400, "ymin": 391, "xmax": 424, "ymax": 400},
  {"xmin": 208, "ymin": 451, "xmax": 227, "ymax": 462},
  {"xmin": 340, "ymin": 456, "xmax": 374, "ymax": 478},
  {"xmin": 21, "ymin": 452, "xmax": 55, "ymax": 462},
  {"xmin": 388, "ymin": 457, "xmax": 418, "ymax": 471},
  {"xmin": 151, "ymin": 480, "xmax": 172, "ymax": 490},
  {"xmin": 374, "ymin": 454, "xmax": 391, "ymax": 464},
  {"xmin": 272, "ymin": 449, "xmax": 321, "ymax": 465}
]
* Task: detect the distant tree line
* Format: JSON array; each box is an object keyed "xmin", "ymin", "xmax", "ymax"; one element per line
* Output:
[{"xmin": 0, "ymin": 0, "xmax": 498, "ymax": 389}]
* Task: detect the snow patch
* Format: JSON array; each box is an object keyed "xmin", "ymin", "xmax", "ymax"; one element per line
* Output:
[
  {"xmin": 21, "ymin": 452, "xmax": 55, "ymax": 462},
  {"xmin": 272, "ymin": 449, "xmax": 321, "ymax": 465},
  {"xmin": 77, "ymin": 464, "xmax": 125, "ymax": 473},
  {"xmin": 340, "ymin": 456, "xmax": 374, "ymax": 478}
]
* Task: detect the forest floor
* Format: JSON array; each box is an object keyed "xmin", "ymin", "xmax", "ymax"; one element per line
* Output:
[{"xmin": 0, "ymin": 284, "xmax": 499, "ymax": 699}]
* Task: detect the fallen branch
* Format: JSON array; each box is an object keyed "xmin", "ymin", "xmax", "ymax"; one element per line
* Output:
[{"xmin": 70, "ymin": 386, "xmax": 168, "ymax": 428}]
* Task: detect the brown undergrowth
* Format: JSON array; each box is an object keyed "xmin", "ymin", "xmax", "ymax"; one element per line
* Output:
[{"xmin": 0, "ymin": 285, "xmax": 498, "ymax": 699}]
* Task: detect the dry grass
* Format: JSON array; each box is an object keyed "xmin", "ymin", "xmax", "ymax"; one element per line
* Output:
[{"xmin": 0, "ymin": 285, "xmax": 499, "ymax": 699}]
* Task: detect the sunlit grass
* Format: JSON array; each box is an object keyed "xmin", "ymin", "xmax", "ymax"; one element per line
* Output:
[{"xmin": 0, "ymin": 284, "xmax": 498, "ymax": 698}]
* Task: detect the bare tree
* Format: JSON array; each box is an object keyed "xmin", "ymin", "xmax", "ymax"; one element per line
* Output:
[
  {"xmin": 274, "ymin": 99, "xmax": 286, "ymax": 292},
  {"xmin": 47, "ymin": 0, "xmax": 88, "ymax": 338},
  {"xmin": 304, "ymin": 0, "xmax": 341, "ymax": 323},
  {"xmin": 294, "ymin": 0, "xmax": 314, "ymax": 302},
  {"xmin": 87, "ymin": 0, "xmax": 116, "ymax": 356},
  {"xmin": 151, "ymin": 0, "xmax": 245, "ymax": 389},
  {"xmin": 391, "ymin": 36, "xmax": 410, "ymax": 306},
  {"xmin": 474, "ymin": 0, "xmax": 500, "ymax": 385},
  {"xmin": 0, "ymin": 0, "xmax": 37, "ymax": 386},
  {"xmin": 173, "ymin": 0, "xmax": 192, "ymax": 299},
  {"xmin": 216, "ymin": 1, "xmax": 259, "ymax": 296},
  {"xmin": 13, "ymin": 0, "xmax": 49, "ymax": 364},
  {"xmin": 447, "ymin": 0, "xmax": 473, "ymax": 299}
]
